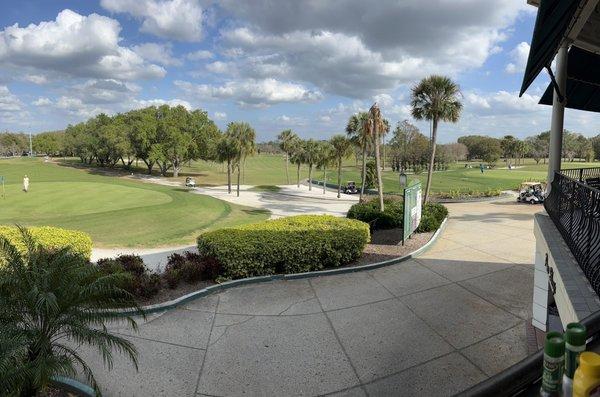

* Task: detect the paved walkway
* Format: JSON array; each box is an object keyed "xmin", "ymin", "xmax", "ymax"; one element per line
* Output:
[{"xmin": 79, "ymin": 200, "xmax": 540, "ymax": 397}]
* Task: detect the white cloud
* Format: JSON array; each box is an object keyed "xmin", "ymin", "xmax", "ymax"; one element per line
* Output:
[
  {"xmin": 175, "ymin": 78, "xmax": 323, "ymax": 107},
  {"xmin": 0, "ymin": 86, "xmax": 29, "ymax": 125},
  {"xmin": 0, "ymin": 9, "xmax": 165, "ymax": 81},
  {"xmin": 132, "ymin": 42, "xmax": 182, "ymax": 66},
  {"xmin": 186, "ymin": 50, "xmax": 214, "ymax": 60},
  {"xmin": 133, "ymin": 98, "xmax": 192, "ymax": 109},
  {"xmin": 505, "ymin": 42, "xmax": 530, "ymax": 74},
  {"xmin": 33, "ymin": 97, "xmax": 52, "ymax": 106},
  {"xmin": 213, "ymin": 111, "xmax": 227, "ymax": 120},
  {"xmin": 23, "ymin": 74, "xmax": 48, "ymax": 84},
  {"xmin": 101, "ymin": 0, "xmax": 205, "ymax": 42}
]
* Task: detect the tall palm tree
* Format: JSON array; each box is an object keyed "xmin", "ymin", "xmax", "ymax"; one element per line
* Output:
[
  {"xmin": 368, "ymin": 103, "xmax": 387, "ymax": 211},
  {"xmin": 330, "ymin": 135, "xmax": 353, "ymax": 198},
  {"xmin": 303, "ymin": 139, "xmax": 321, "ymax": 191},
  {"xmin": 290, "ymin": 140, "xmax": 306, "ymax": 188},
  {"xmin": 216, "ymin": 135, "xmax": 240, "ymax": 194},
  {"xmin": 411, "ymin": 75, "xmax": 462, "ymax": 203},
  {"xmin": 226, "ymin": 122, "xmax": 256, "ymax": 197},
  {"xmin": 0, "ymin": 227, "xmax": 142, "ymax": 396},
  {"xmin": 346, "ymin": 112, "xmax": 371, "ymax": 201},
  {"xmin": 316, "ymin": 141, "xmax": 334, "ymax": 194},
  {"xmin": 277, "ymin": 129, "xmax": 298, "ymax": 185}
]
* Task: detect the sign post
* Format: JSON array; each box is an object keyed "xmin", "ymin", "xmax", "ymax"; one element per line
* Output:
[
  {"xmin": 402, "ymin": 181, "xmax": 422, "ymax": 245},
  {"xmin": 0, "ymin": 176, "xmax": 4, "ymax": 199}
]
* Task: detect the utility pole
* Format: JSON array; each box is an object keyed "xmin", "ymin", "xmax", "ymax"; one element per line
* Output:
[{"xmin": 29, "ymin": 132, "xmax": 33, "ymax": 156}]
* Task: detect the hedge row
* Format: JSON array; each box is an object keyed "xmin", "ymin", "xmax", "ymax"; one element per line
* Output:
[
  {"xmin": 0, "ymin": 226, "xmax": 92, "ymax": 259},
  {"xmin": 197, "ymin": 215, "xmax": 370, "ymax": 279}
]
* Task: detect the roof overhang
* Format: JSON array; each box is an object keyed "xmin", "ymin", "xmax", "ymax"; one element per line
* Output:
[{"xmin": 520, "ymin": 0, "xmax": 600, "ymax": 97}]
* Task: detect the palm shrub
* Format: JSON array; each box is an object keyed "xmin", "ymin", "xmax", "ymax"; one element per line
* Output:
[{"xmin": 0, "ymin": 227, "xmax": 142, "ymax": 396}]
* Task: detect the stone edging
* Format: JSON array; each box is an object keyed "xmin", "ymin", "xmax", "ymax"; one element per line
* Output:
[
  {"xmin": 54, "ymin": 217, "xmax": 448, "ymax": 396},
  {"xmin": 119, "ymin": 216, "xmax": 449, "ymax": 317}
]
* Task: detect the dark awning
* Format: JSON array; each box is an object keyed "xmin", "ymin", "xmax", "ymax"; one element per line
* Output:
[
  {"xmin": 539, "ymin": 46, "xmax": 600, "ymax": 112},
  {"xmin": 520, "ymin": 0, "xmax": 584, "ymax": 96}
]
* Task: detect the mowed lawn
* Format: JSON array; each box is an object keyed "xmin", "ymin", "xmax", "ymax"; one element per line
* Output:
[
  {"xmin": 0, "ymin": 157, "xmax": 269, "ymax": 247},
  {"xmin": 181, "ymin": 154, "xmax": 598, "ymax": 194}
]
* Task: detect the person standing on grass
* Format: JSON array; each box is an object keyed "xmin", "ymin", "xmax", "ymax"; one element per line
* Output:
[
  {"xmin": 479, "ymin": 163, "xmax": 484, "ymax": 174},
  {"xmin": 23, "ymin": 175, "xmax": 29, "ymax": 192}
]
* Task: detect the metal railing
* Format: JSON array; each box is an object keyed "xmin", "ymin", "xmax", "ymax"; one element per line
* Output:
[{"xmin": 544, "ymin": 169, "xmax": 600, "ymax": 296}]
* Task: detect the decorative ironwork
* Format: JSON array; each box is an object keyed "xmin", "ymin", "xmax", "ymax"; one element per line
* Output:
[{"xmin": 545, "ymin": 169, "xmax": 600, "ymax": 295}]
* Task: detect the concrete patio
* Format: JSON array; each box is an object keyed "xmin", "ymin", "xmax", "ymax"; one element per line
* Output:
[{"xmin": 79, "ymin": 200, "xmax": 540, "ymax": 396}]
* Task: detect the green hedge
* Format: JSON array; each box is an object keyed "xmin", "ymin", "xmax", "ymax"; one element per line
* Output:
[
  {"xmin": 347, "ymin": 197, "xmax": 404, "ymax": 229},
  {"xmin": 0, "ymin": 226, "xmax": 92, "ymax": 259},
  {"xmin": 197, "ymin": 215, "xmax": 370, "ymax": 279},
  {"xmin": 417, "ymin": 203, "xmax": 448, "ymax": 232}
]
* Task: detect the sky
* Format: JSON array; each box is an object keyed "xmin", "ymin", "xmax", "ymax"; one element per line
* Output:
[{"xmin": 1, "ymin": 0, "xmax": 599, "ymax": 143}]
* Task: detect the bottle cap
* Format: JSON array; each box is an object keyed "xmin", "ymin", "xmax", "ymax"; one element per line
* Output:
[
  {"xmin": 579, "ymin": 352, "xmax": 600, "ymax": 378},
  {"xmin": 565, "ymin": 322, "xmax": 586, "ymax": 346},
  {"xmin": 544, "ymin": 331, "xmax": 565, "ymax": 358}
]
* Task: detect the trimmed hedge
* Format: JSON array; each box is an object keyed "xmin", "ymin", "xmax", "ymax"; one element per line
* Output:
[
  {"xmin": 347, "ymin": 197, "xmax": 404, "ymax": 229},
  {"xmin": 417, "ymin": 203, "xmax": 448, "ymax": 232},
  {"xmin": 0, "ymin": 226, "xmax": 92, "ymax": 259},
  {"xmin": 197, "ymin": 215, "xmax": 370, "ymax": 279}
]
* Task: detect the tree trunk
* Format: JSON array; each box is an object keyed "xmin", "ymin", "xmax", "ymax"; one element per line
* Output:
[
  {"xmin": 227, "ymin": 159, "xmax": 231, "ymax": 194},
  {"xmin": 285, "ymin": 153, "xmax": 290, "ymax": 184},
  {"xmin": 237, "ymin": 164, "xmax": 241, "ymax": 197},
  {"xmin": 360, "ymin": 145, "xmax": 367, "ymax": 201},
  {"xmin": 297, "ymin": 163, "xmax": 301, "ymax": 188},
  {"xmin": 374, "ymin": 127, "xmax": 384, "ymax": 211},
  {"xmin": 424, "ymin": 118, "xmax": 438, "ymax": 203},
  {"xmin": 308, "ymin": 164, "xmax": 313, "ymax": 191},
  {"xmin": 337, "ymin": 158, "xmax": 342, "ymax": 198},
  {"xmin": 142, "ymin": 158, "xmax": 154, "ymax": 175},
  {"xmin": 323, "ymin": 168, "xmax": 326, "ymax": 194}
]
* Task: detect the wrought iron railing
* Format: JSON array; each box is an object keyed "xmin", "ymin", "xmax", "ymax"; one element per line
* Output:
[{"xmin": 544, "ymin": 169, "xmax": 600, "ymax": 295}]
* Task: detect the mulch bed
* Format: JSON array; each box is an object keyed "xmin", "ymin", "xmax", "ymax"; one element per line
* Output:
[{"xmin": 135, "ymin": 228, "xmax": 434, "ymax": 306}]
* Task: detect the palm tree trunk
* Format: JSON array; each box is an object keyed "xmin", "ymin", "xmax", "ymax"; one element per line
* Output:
[
  {"xmin": 424, "ymin": 118, "xmax": 438, "ymax": 203},
  {"xmin": 374, "ymin": 129, "xmax": 384, "ymax": 211},
  {"xmin": 285, "ymin": 153, "xmax": 290, "ymax": 184},
  {"xmin": 360, "ymin": 145, "xmax": 367, "ymax": 201},
  {"xmin": 337, "ymin": 158, "xmax": 342, "ymax": 198},
  {"xmin": 323, "ymin": 168, "xmax": 326, "ymax": 194},
  {"xmin": 297, "ymin": 163, "xmax": 301, "ymax": 188},
  {"xmin": 308, "ymin": 165, "xmax": 313, "ymax": 191},
  {"xmin": 227, "ymin": 159, "xmax": 231, "ymax": 194},
  {"xmin": 237, "ymin": 164, "xmax": 240, "ymax": 197}
]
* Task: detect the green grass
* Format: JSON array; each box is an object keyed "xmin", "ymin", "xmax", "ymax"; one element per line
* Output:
[
  {"xmin": 0, "ymin": 158, "xmax": 269, "ymax": 247},
  {"xmin": 178, "ymin": 154, "xmax": 599, "ymax": 195}
]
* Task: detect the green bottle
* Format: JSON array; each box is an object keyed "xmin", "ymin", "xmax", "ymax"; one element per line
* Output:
[
  {"xmin": 563, "ymin": 322, "xmax": 587, "ymax": 397},
  {"xmin": 541, "ymin": 331, "xmax": 565, "ymax": 396}
]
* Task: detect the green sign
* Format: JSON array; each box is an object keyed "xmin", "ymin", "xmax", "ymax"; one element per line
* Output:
[{"xmin": 403, "ymin": 181, "xmax": 422, "ymax": 244}]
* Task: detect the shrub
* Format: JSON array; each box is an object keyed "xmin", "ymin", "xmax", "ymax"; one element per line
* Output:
[
  {"xmin": 347, "ymin": 197, "xmax": 404, "ymax": 229},
  {"xmin": 417, "ymin": 203, "xmax": 449, "ymax": 232},
  {"xmin": 164, "ymin": 251, "xmax": 222, "ymax": 287},
  {"xmin": 197, "ymin": 215, "xmax": 370, "ymax": 279},
  {"xmin": 117, "ymin": 254, "xmax": 146, "ymax": 277},
  {"xmin": 0, "ymin": 226, "xmax": 92, "ymax": 259},
  {"xmin": 135, "ymin": 273, "xmax": 162, "ymax": 299},
  {"xmin": 96, "ymin": 255, "xmax": 160, "ymax": 299}
]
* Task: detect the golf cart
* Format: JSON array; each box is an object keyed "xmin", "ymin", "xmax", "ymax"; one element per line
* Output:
[
  {"xmin": 185, "ymin": 177, "xmax": 196, "ymax": 188},
  {"xmin": 517, "ymin": 181, "xmax": 545, "ymax": 204},
  {"xmin": 342, "ymin": 181, "xmax": 359, "ymax": 195}
]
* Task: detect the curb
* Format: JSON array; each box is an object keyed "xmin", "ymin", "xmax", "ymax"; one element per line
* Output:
[
  {"xmin": 117, "ymin": 216, "xmax": 449, "ymax": 317},
  {"xmin": 57, "ymin": 217, "xmax": 448, "ymax": 395}
]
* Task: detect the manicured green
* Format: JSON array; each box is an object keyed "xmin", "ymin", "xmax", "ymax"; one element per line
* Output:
[
  {"xmin": 197, "ymin": 215, "xmax": 370, "ymax": 279},
  {"xmin": 0, "ymin": 225, "xmax": 92, "ymax": 259},
  {"xmin": 0, "ymin": 158, "xmax": 269, "ymax": 247}
]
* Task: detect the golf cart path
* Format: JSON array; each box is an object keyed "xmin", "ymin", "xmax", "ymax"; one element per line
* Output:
[
  {"xmin": 91, "ymin": 181, "xmax": 358, "ymax": 267},
  {"xmin": 81, "ymin": 199, "xmax": 541, "ymax": 396}
]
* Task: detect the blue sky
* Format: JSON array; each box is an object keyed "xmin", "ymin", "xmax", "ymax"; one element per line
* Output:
[{"xmin": 1, "ymin": 0, "xmax": 598, "ymax": 142}]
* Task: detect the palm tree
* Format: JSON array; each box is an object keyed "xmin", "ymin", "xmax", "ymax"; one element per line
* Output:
[
  {"xmin": 0, "ymin": 227, "xmax": 142, "ymax": 396},
  {"xmin": 316, "ymin": 141, "xmax": 334, "ymax": 194},
  {"xmin": 216, "ymin": 135, "xmax": 240, "ymax": 194},
  {"xmin": 346, "ymin": 112, "xmax": 371, "ymax": 201},
  {"xmin": 303, "ymin": 139, "xmax": 321, "ymax": 191},
  {"xmin": 367, "ymin": 103, "xmax": 387, "ymax": 211},
  {"xmin": 330, "ymin": 135, "xmax": 353, "ymax": 198},
  {"xmin": 226, "ymin": 122, "xmax": 256, "ymax": 197},
  {"xmin": 277, "ymin": 129, "xmax": 298, "ymax": 185},
  {"xmin": 290, "ymin": 140, "xmax": 306, "ymax": 188},
  {"xmin": 411, "ymin": 75, "xmax": 462, "ymax": 203}
]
